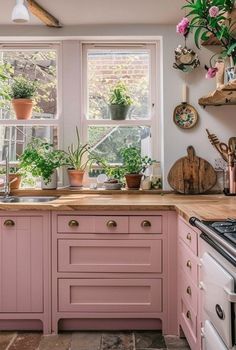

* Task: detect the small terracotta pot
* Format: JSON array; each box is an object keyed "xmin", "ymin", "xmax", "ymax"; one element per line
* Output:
[
  {"xmin": 12, "ymin": 99, "xmax": 33, "ymax": 120},
  {"xmin": 68, "ymin": 169, "xmax": 85, "ymax": 187},
  {"xmin": 9, "ymin": 174, "xmax": 21, "ymax": 190},
  {"xmin": 125, "ymin": 174, "xmax": 143, "ymax": 190}
]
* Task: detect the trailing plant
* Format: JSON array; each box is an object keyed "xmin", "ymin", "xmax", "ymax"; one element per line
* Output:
[
  {"xmin": 10, "ymin": 75, "xmax": 37, "ymax": 99},
  {"xmin": 63, "ymin": 127, "xmax": 98, "ymax": 170},
  {"xmin": 120, "ymin": 147, "xmax": 153, "ymax": 174},
  {"xmin": 19, "ymin": 138, "xmax": 65, "ymax": 184},
  {"xmin": 177, "ymin": 0, "xmax": 236, "ymax": 76},
  {"xmin": 109, "ymin": 82, "xmax": 133, "ymax": 106}
]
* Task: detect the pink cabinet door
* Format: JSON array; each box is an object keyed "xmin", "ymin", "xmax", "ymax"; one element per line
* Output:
[
  {"xmin": 58, "ymin": 278, "xmax": 162, "ymax": 313},
  {"xmin": 0, "ymin": 216, "xmax": 43, "ymax": 313},
  {"xmin": 58, "ymin": 239, "xmax": 163, "ymax": 273}
]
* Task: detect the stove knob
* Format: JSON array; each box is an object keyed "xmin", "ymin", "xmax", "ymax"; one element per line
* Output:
[{"xmin": 215, "ymin": 304, "xmax": 225, "ymax": 320}]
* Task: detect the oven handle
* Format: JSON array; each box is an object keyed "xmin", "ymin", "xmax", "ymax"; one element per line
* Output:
[{"xmin": 224, "ymin": 288, "xmax": 236, "ymax": 303}]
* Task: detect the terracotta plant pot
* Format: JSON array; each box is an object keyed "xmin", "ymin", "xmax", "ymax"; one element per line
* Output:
[
  {"xmin": 9, "ymin": 174, "xmax": 21, "ymax": 190},
  {"xmin": 125, "ymin": 174, "xmax": 143, "ymax": 190},
  {"xmin": 12, "ymin": 99, "xmax": 33, "ymax": 120},
  {"xmin": 68, "ymin": 169, "xmax": 85, "ymax": 187}
]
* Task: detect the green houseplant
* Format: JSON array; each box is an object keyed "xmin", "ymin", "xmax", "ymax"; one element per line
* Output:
[
  {"xmin": 177, "ymin": 0, "xmax": 236, "ymax": 79},
  {"xmin": 19, "ymin": 138, "xmax": 64, "ymax": 189},
  {"xmin": 10, "ymin": 76, "xmax": 37, "ymax": 120},
  {"xmin": 120, "ymin": 147, "xmax": 153, "ymax": 189},
  {"xmin": 108, "ymin": 82, "xmax": 133, "ymax": 120},
  {"xmin": 63, "ymin": 127, "xmax": 98, "ymax": 187}
]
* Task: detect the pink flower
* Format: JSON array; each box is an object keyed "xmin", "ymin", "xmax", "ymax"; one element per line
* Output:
[
  {"xmin": 176, "ymin": 17, "xmax": 190, "ymax": 35},
  {"xmin": 209, "ymin": 6, "xmax": 219, "ymax": 17},
  {"xmin": 205, "ymin": 67, "xmax": 218, "ymax": 79}
]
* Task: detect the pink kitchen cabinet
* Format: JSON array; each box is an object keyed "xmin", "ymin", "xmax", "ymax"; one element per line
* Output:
[{"xmin": 0, "ymin": 212, "xmax": 51, "ymax": 334}]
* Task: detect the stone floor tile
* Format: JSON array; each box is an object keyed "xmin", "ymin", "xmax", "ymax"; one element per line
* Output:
[
  {"xmin": 101, "ymin": 332, "xmax": 134, "ymax": 350},
  {"xmin": 0, "ymin": 332, "xmax": 16, "ymax": 350},
  {"xmin": 135, "ymin": 331, "xmax": 166, "ymax": 349},
  {"xmin": 8, "ymin": 333, "xmax": 42, "ymax": 350},
  {"xmin": 71, "ymin": 332, "xmax": 101, "ymax": 350},
  {"xmin": 164, "ymin": 336, "xmax": 190, "ymax": 349},
  {"xmin": 37, "ymin": 334, "xmax": 71, "ymax": 350}
]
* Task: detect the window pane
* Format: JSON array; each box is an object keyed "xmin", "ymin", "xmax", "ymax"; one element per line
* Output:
[
  {"xmin": 87, "ymin": 49, "xmax": 150, "ymax": 120},
  {"xmin": 88, "ymin": 125, "xmax": 151, "ymax": 163},
  {"xmin": 0, "ymin": 125, "xmax": 58, "ymax": 162},
  {"xmin": 0, "ymin": 49, "xmax": 57, "ymax": 120}
]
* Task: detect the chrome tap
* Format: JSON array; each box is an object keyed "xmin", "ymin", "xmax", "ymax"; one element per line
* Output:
[{"xmin": 0, "ymin": 144, "xmax": 10, "ymax": 198}]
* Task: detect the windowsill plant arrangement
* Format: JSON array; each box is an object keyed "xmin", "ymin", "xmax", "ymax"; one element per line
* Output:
[
  {"xmin": 177, "ymin": 0, "xmax": 236, "ymax": 80},
  {"xmin": 108, "ymin": 82, "xmax": 133, "ymax": 120}
]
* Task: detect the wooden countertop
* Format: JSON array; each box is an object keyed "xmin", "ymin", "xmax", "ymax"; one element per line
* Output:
[{"xmin": 0, "ymin": 190, "xmax": 235, "ymax": 221}]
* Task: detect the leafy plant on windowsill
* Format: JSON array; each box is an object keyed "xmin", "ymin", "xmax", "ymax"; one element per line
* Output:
[
  {"xmin": 120, "ymin": 147, "xmax": 153, "ymax": 175},
  {"xmin": 177, "ymin": 0, "xmax": 236, "ymax": 77},
  {"xmin": 10, "ymin": 76, "xmax": 37, "ymax": 99},
  {"xmin": 109, "ymin": 82, "xmax": 133, "ymax": 106},
  {"xmin": 19, "ymin": 139, "xmax": 65, "ymax": 184}
]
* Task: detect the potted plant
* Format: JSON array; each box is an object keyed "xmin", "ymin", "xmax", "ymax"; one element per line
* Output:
[
  {"xmin": 120, "ymin": 147, "xmax": 153, "ymax": 190},
  {"xmin": 177, "ymin": 1, "xmax": 236, "ymax": 80},
  {"xmin": 103, "ymin": 165, "xmax": 125, "ymax": 190},
  {"xmin": 10, "ymin": 76, "xmax": 37, "ymax": 120},
  {"xmin": 108, "ymin": 82, "xmax": 133, "ymax": 120},
  {"xmin": 19, "ymin": 138, "xmax": 64, "ymax": 189},
  {"xmin": 63, "ymin": 127, "xmax": 98, "ymax": 187},
  {"xmin": 9, "ymin": 167, "xmax": 22, "ymax": 190}
]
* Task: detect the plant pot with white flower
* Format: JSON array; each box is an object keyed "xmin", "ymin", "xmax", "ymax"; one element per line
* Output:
[{"xmin": 11, "ymin": 76, "xmax": 37, "ymax": 120}]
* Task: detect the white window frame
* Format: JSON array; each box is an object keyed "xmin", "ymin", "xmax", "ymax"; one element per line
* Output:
[
  {"xmin": 81, "ymin": 41, "xmax": 160, "ymax": 163},
  {"xmin": 0, "ymin": 42, "xmax": 63, "ymax": 163}
]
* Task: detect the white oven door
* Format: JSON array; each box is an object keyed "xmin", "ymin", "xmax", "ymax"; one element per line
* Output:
[
  {"xmin": 201, "ymin": 252, "xmax": 235, "ymax": 349},
  {"xmin": 204, "ymin": 320, "xmax": 228, "ymax": 350}
]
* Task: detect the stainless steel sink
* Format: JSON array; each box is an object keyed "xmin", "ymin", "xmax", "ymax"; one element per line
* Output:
[{"xmin": 0, "ymin": 196, "xmax": 58, "ymax": 203}]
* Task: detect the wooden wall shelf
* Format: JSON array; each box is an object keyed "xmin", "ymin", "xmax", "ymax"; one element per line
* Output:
[{"xmin": 199, "ymin": 79, "xmax": 236, "ymax": 107}]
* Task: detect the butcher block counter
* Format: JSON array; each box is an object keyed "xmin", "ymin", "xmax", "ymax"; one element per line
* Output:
[{"xmin": 0, "ymin": 189, "xmax": 235, "ymax": 220}]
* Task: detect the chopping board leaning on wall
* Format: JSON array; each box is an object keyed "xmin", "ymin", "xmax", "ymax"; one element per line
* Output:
[{"xmin": 168, "ymin": 146, "xmax": 217, "ymax": 194}]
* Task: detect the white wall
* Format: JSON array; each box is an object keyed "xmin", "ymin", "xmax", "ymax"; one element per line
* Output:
[{"xmin": 1, "ymin": 24, "xmax": 235, "ymax": 189}]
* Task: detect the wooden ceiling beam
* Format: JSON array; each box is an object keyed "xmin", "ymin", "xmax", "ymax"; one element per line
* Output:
[{"xmin": 26, "ymin": 0, "xmax": 62, "ymax": 28}]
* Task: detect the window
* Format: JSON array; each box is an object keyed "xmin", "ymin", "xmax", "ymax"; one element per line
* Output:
[
  {"xmin": 0, "ymin": 44, "xmax": 60, "ymax": 164},
  {"xmin": 82, "ymin": 42, "xmax": 158, "ymax": 168}
]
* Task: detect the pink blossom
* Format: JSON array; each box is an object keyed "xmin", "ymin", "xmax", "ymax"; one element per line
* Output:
[
  {"xmin": 209, "ymin": 6, "xmax": 219, "ymax": 17},
  {"xmin": 205, "ymin": 67, "xmax": 218, "ymax": 79},
  {"xmin": 176, "ymin": 17, "xmax": 190, "ymax": 35}
]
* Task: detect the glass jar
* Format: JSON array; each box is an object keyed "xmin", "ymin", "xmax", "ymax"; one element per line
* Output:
[{"xmin": 150, "ymin": 161, "xmax": 162, "ymax": 189}]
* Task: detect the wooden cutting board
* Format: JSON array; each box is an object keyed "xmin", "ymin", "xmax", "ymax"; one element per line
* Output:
[{"xmin": 168, "ymin": 146, "xmax": 217, "ymax": 194}]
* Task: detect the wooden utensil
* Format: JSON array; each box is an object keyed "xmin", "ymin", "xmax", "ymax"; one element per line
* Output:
[
  {"xmin": 168, "ymin": 146, "xmax": 217, "ymax": 194},
  {"xmin": 206, "ymin": 129, "xmax": 228, "ymax": 162},
  {"xmin": 228, "ymin": 137, "xmax": 236, "ymax": 155}
]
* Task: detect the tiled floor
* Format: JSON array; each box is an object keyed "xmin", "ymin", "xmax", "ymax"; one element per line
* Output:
[{"xmin": 0, "ymin": 331, "xmax": 191, "ymax": 350}]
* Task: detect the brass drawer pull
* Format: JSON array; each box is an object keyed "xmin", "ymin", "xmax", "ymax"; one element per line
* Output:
[
  {"xmin": 186, "ymin": 310, "xmax": 191, "ymax": 320},
  {"xmin": 186, "ymin": 233, "xmax": 192, "ymax": 241},
  {"xmin": 186, "ymin": 260, "xmax": 192, "ymax": 269},
  {"xmin": 186, "ymin": 286, "xmax": 192, "ymax": 296},
  {"xmin": 68, "ymin": 220, "xmax": 79, "ymax": 228},
  {"xmin": 4, "ymin": 219, "xmax": 15, "ymax": 227},
  {"xmin": 141, "ymin": 220, "xmax": 151, "ymax": 228},
  {"xmin": 107, "ymin": 220, "xmax": 117, "ymax": 228}
]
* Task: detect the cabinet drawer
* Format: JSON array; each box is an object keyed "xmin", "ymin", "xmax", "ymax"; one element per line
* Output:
[
  {"xmin": 179, "ymin": 270, "xmax": 198, "ymax": 314},
  {"xmin": 57, "ymin": 215, "xmax": 95, "ymax": 233},
  {"xmin": 179, "ymin": 241, "xmax": 198, "ymax": 284},
  {"xmin": 58, "ymin": 278, "xmax": 162, "ymax": 313},
  {"xmin": 180, "ymin": 298, "xmax": 197, "ymax": 338},
  {"xmin": 58, "ymin": 239, "xmax": 163, "ymax": 273},
  {"xmin": 129, "ymin": 216, "xmax": 162, "ymax": 234},
  {"xmin": 178, "ymin": 218, "xmax": 198, "ymax": 255}
]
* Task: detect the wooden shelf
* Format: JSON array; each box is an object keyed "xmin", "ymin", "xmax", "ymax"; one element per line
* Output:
[{"xmin": 199, "ymin": 79, "xmax": 236, "ymax": 107}]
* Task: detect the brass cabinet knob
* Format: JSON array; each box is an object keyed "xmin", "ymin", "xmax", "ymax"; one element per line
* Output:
[
  {"xmin": 186, "ymin": 233, "xmax": 192, "ymax": 241},
  {"xmin": 68, "ymin": 220, "xmax": 79, "ymax": 228},
  {"xmin": 186, "ymin": 286, "xmax": 192, "ymax": 296},
  {"xmin": 107, "ymin": 220, "xmax": 117, "ymax": 228},
  {"xmin": 4, "ymin": 219, "xmax": 15, "ymax": 227},
  {"xmin": 141, "ymin": 220, "xmax": 151, "ymax": 228},
  {"xmin": 186, "ymin": 260, "xmax": 192, "ymax": 269},
  {"xmin": 186, "ymin": 310, "xmax": 191, "ymax": 320}
]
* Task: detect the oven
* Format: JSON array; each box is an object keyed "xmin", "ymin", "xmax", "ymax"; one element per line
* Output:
[{"xmin": 190, "ymin": 217, "xmax": 236, "ymax": 350}]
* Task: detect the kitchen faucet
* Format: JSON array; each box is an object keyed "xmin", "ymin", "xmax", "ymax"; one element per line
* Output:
[{"xmin": 0, "ymin": 144, "xmax": 10, "ymax": 198}]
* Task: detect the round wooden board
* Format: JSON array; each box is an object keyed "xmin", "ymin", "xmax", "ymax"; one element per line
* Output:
[{"xmin": 167, "ymin": 146, "xmax": 217, "ymax": 194}]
